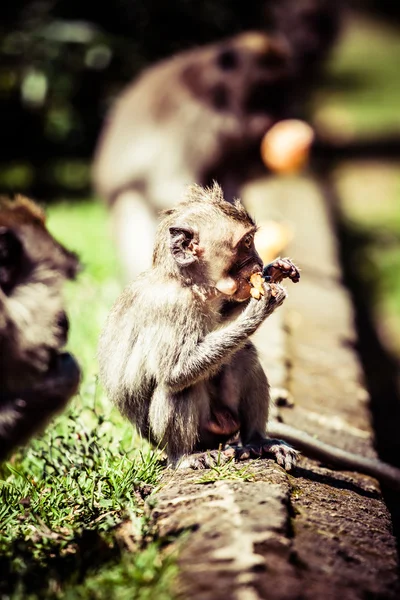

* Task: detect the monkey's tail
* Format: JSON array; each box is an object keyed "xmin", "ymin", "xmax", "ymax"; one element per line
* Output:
[{"xmin": 268, "ymin": 421, "xmax": 400, "ymax": 492}]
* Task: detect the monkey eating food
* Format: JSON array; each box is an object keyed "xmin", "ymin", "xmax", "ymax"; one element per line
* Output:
[
  {"xmin": 0, "ymin": 195, "xmax": 81, "ymax": 460},
  {"xmin": 98, "ymin": 183, "xmax": 400, "ymax": 490},
  {"xmin": 249, "ymin": 273, "xmax": 265, "ymax": 300},
  {"xmin": 98, "ymin": 182, "xmax": 300, "ymax": 471}
]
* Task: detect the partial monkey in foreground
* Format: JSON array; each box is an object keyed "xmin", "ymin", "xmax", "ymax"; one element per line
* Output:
[
  {"xmin": 0, "ymin": 195, "xmax": 80, "ymax": 460},
  {"xmin": 98, "ymin": 184, "xmax": 400, "ymax": 491}
]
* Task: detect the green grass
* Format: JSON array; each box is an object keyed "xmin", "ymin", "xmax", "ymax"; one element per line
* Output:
[
  {"xmin": 0, "ymin": 200, "xmax": 178, "ymax": 599},
  {"xmin": 195, "ymin": 460, "xmax": 255, "ymax": 485}
]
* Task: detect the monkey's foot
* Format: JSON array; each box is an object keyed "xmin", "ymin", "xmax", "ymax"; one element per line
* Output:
[
  {"xmin": 235, "ymin": 439, "xmax": 299, "ymax": 471},
  {"xmin": 177, "ymin": 449, "xmax": 232, "ymax": 470},
  {"xmin": 263, "ymin": 257, "xmax": 300, "ymax": 284}
]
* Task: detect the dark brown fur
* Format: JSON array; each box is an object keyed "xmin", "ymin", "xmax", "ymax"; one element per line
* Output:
[{"xmin": 0, "ymin": 195, "xmax": 81, "ymax": 460}]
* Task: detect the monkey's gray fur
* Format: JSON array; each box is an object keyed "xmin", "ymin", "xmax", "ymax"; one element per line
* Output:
[
  {"xmin": 0, "ymin": 195, "xmax": 81, "ymax": 460},
  {"xmin": 98, "ymin": 183, "xmax": 298, "ymax": 469},
  {"xmin": 98, "ymin": 184, "xmax": 400, "ymax": 489}
]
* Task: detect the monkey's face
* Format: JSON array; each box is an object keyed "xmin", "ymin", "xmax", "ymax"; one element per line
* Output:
[
  {"xmin": 163, "ymin": 186, "xmax": 263, "ymax": 301},
  {"xmin": 0, "ymin": 197, "xmax": 81, "ymax": 398},
  {"xmin": 168, "ymin": 219, "xmax": 262, "ymax": 301},
  {"xmin": 181, "ymin": 31, "xmax": 294, "ymax": 137},
  {"xmin": 212, "ymin": 225, "xmax": 264, "ymax": 302}
]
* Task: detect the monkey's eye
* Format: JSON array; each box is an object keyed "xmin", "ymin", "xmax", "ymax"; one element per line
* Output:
[
  {"xmin": 217, "ymin": 49, "xmax": 239, "ymax": 71},
  {"xmin": 242, "ymin": 234, "xmax": 254, "ymax": 249}
]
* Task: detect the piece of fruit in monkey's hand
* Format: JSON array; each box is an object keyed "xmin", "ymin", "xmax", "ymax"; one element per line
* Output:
[
  {"xmin": 260, "ymin": 119, "xmax": 315, "ymax": 174},
  {"xmin": 249, "ymin": 272, "xmax": 265, "ymax": 300},
  {"xmin": 263, "ymin": 257, "xmax": 300, "ymax": 284}
]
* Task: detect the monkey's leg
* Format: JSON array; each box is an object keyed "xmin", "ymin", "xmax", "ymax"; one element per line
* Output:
[
  {"xmin": 234, "ymin": 343, "xmax": 299, "ymax": 471},
  {"xmin": 110, "ymin": 189, "xmax": 157, "ymax": 282},
  {"xmin": 177, "ymin": 346, "xmax": 298, "ymax": 471}
]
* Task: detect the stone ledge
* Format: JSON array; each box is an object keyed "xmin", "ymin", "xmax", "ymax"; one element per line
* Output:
[{"xmin": 149, "ymin": 176, "xmax": 400, "ymax": 599}]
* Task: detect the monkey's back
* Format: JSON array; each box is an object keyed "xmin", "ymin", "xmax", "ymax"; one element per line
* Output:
[{"xmin": 92, "ymin": 54, "xmax": 227, "ymax": 207}]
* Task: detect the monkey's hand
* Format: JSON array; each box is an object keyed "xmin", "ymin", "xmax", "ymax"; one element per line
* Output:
[
  {"xmin": 245, "ymin": 282, "xmax": 287, "ymax": 324},
  {"xmin": 263, "ymin": 257, "xmax": 300, "ymax": 284},
  {"xmin": 234, "ymin": 439, "xmax": 299, "ymax": 471}
]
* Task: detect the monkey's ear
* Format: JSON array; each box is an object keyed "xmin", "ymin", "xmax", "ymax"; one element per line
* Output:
[{"xmin": 169, "ymin": 227, "xmax": 198, "ymax": 267}]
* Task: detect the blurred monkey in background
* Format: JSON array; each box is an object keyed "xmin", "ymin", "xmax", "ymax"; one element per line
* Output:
[{"xmin": 92, "ymin": 1, "xmax": 341, "ymax": 280}]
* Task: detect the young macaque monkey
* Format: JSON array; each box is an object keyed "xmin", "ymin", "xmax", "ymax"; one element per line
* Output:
[
  {"xmin": 0, "ymin": 195, "xmax": 81, "ymax": 460},
  {"xmin": 98, "ymin": 183, "xmax": 300, "ymax": 470},
  {"xmin": 99, "ymin": 183, "xmax": 400, "ymax": 490},
  {"xmin": 92, "ymin": 31, "xmax": 297, "ymax": 281}
]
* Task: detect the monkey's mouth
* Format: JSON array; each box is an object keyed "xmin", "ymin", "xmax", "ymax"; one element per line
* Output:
[
  {"xmin": 44, "ymin": 351, "xmax": 81, "ymax": 398},
  {"xmin": 230, "ymin": 264, "xmax": 263, "ymax": 301},
  {"xmin": 3, "ymin": 352, "xmax": 81, "ymax": 406}
]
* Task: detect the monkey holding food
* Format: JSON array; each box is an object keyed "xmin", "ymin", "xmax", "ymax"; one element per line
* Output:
[
  {"xmin": 98, "ymin": 183, "xmax": 400, "ymax": 490},
  {"xmin": 0, "ymin": 195, "xmax": 81, "ymax": 460},
  {"xmin": 98, "ymin": 183, "xmax": 299, "ymax": 470}
]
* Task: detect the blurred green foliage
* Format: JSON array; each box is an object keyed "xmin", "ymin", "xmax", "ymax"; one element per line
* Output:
[
  {"xmin": 312, "ymin": 15, "xmax": 400, "ymax": 134},
  {"xmin": 314, "ymin": 13, "xmax": 400, "ymax": 353}
]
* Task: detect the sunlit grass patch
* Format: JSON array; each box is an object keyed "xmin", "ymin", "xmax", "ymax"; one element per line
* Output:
[
  {"xmin": 0, "ymin": 406, "xmax": 169, "ymax": 598},
  {"xmin": 195, "ymin": 454, "xmax": 255, "ymax": 485}
]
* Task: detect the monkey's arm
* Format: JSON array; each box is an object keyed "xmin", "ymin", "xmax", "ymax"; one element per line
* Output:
[
  {"xmin": 268, "ymin": 421, "xmax": 400, "ymax": 492},
  {"xmin": 220, "ymin": 298, "xmax": 251, "ymax": 321},
  {"xmin": 163, "ymin": 287, "xmax": 285, "ymax": 392}
]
